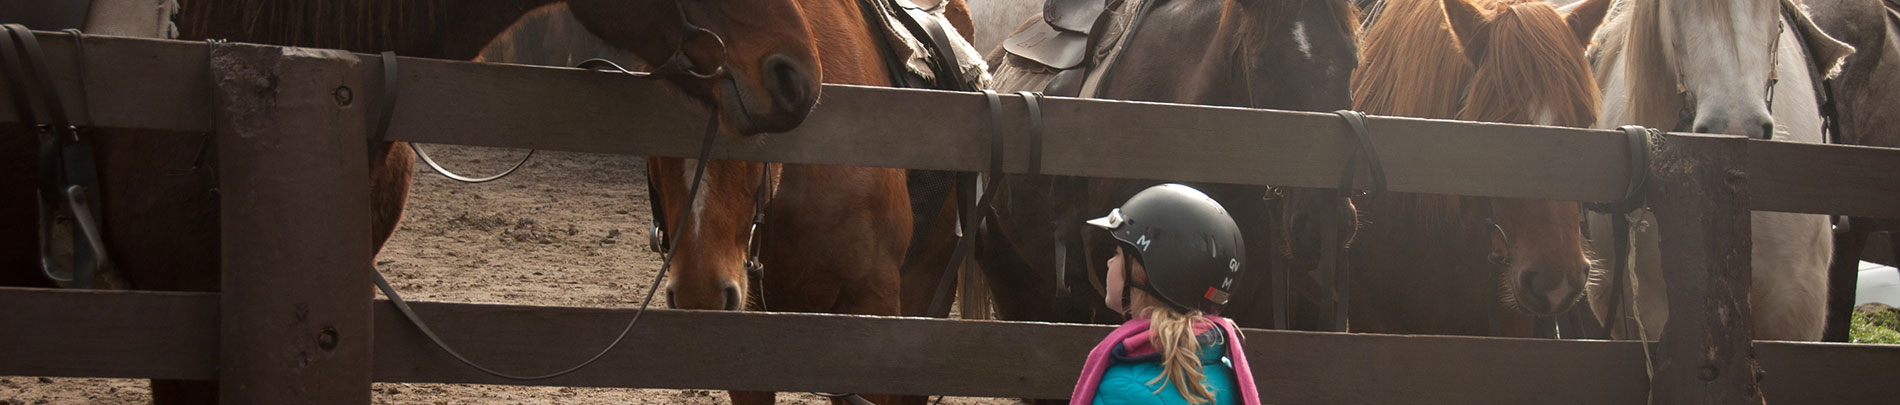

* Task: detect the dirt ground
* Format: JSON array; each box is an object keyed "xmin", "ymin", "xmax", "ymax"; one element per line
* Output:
[{"xmin": 6, "ymin": 147, "xmax": 1021, "ymax": 404}]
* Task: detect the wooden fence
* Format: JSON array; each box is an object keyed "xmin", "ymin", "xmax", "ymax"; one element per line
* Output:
[{"xmin": 4, "ymin": 32, "xmax": 1900, "ymax": 403}]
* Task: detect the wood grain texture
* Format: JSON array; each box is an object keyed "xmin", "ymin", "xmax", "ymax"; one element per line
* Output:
[
  {"xmin": 7, "ymin": 34, "xmax": 1900, "ymax": 217},
  {"xmin": 1749, "ymin": 140, "xmax": 1900, "ymax": 218},
  {"xmin": 0, "ymin": 287, "xmax": 218, "ymax": 380},
  {"xmin": 1646, "ymin": 134, "xmax": 1762, "ymax": 404},
  {"xmin": 212, "ymin": 43, "xmax": 374, "ymax": 404},
  {"xmin": 3, "ymin": 288, "xmax": 1899, "ymax": 403}
]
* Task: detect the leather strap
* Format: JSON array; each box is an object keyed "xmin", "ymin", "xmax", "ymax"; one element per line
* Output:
[
  {"xmin": 381, "ymin": 52, "xmax": 536, "ymax": 183},
  {"xmin": 5, "ymin": 25, "xmax": 110, "ymax": 289},
  {"xmin": 371, "ymin": 54, "xmax": 731, "ymax": 380},
  {"xmin": 1019, "ymin": 91, "xmax": 1045, "ymax": 175},
  {"xmin": 889, "ymin": 0, "xmax": 971, "ymax": 90},
  {"xmin": 1319, "ymin": 111, "xmax": 1389, "ymax": 332}
]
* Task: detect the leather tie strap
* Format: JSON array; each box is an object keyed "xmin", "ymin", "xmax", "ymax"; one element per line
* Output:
[
  {"xmin": 5, "ymin": 25, "xmax": 110, "ymax": 289},
  {"xmin": 1578, "ymin": 126, "xmax": 1653, "ymax": 339},
  {"xmin": 1018, "ymin": 91, "xmax": 1046, "ymax": 175}
]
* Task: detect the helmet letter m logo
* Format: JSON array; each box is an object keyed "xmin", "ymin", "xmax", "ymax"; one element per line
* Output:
[{"xmin": 1134, "ymin": 235, "xmax": 1153, "ymax": 252}]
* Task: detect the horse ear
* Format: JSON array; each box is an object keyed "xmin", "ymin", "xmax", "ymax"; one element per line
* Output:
[
  {"xmin": 1564, "ymin": 0, "xmax": 1613, "ymax": 46},
  {"xmin": 1442, "ymin": 0, "xmax": 1490, "ymax": 59}
]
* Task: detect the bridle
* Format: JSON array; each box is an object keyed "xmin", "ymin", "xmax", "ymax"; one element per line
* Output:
[
  {"xmin": 646, "ymin": 160, "xmax": 778, "ymax": 311},
  {"xmin": 3, "ymin": 25, "xmax": 121, "ymax": 290},
  {"xmin": 370, "ymin": 0, "xmax": 747, "ymax": 381}
]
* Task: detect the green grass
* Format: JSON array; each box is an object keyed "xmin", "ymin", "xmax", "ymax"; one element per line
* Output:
[{"xmin": 1850, "ymin": 309, "xmax": 1900, "ymax": 345}]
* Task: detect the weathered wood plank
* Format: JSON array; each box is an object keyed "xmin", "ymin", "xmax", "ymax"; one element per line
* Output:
[
  {"xmin": 213, "ymin": 44, "xmax": 374, "ymax": 404},
  {"xmin": 1749, "ymin": 140, "xmax": 1900, "ymax": 218},
  {"xmin": 0, "ymin": 287, "xmax": 218, "ymax": 380},
  {"xmin": 7, "ymin": 34, "xmax": 1900, "ymax": 216},
  {"xmin": 3, "ymin": 287, "xmax": 1899, "ymax": 403},
  {"xmin": 1646, "ymin": 134, "xmax": 1761, "ymax": 403}
]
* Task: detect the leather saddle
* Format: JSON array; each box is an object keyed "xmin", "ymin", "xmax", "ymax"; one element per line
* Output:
[{"xmin": 1002, "ymin": 0, "xmax": 1134, "ymax": 96}]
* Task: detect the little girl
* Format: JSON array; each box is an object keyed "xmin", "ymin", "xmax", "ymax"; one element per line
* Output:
[{"xmin": 1072, "ymin": 184, "xmax": 1259, "ymax": 405}]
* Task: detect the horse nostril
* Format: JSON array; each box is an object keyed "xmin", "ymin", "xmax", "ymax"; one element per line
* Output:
[
  {"xmin": 722, "ymin": 284, "xmax": 743, "ymax": 311},
  {"xmin": 764, "ymin": 55, "xmax": 813, "ymax": 113},
  {"xmin": 665, "ymin": 288, "xmax": 678, "ymax": 309},
  {"xmin": 1693, "ymin": 124, "xmax": 1712, "ymax": 134},
  {"xmin": 1759, "ymin": 122, "xmax": 1776, "ymax": 139}
]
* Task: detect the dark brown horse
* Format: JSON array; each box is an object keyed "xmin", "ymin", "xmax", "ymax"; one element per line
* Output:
[
  {"xmin": 979, "ymin": 0, "xmax": 1364, "ymax": 330},
  {"xmin": 2, "ymin": 0, "xmax": 821, "ymax": 403},
  {"xmin": 1346, "ymin": 0, "xmax": 1607, "ymax": 336}
]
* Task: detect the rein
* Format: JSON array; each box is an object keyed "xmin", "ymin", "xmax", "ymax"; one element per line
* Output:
[
  {"xmin": 369, "ymin": 1, "xmax": 738, "ymax": 379},
  {"xmin": 4, "ymin": 25, "xmax": 118, "ymax": 290}
]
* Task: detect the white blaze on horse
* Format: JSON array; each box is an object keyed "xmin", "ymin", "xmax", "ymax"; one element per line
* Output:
[{"xmin": 1577, "ymin": 0, "xmax": 1854, "ymax": 341}]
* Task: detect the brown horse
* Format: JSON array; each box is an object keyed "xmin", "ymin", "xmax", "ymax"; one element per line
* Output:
[
  {"xmin": 640, "ymin": 0, "xmax": 977, "ymax": 404},
  {"xmin": 1344, "ymin": 0, "xmax": 1607, "ymax": 336},
  {"xmin": 2, "ymin": 0, "xmax": 820, "ymax": 403},
  {"xmin": 979, "ymin": 0, "xmax": 1364, "ymax": 330}
]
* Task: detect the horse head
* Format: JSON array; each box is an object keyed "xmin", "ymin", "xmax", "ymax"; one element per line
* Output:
[
  {"xmin": 568, "ymin": 0, "xmax": 822, "ymax": 134},
  {"xmin": 1645, "ymin": 0, "xmax": 1781, "ymax": 138},
  {"xmin": 648, "ymin": 159, "xmax": 775, "ymax": 311},
  {"xmin": 1444, "ymin": 0, "xmax": 1608, "ymax": 316}
]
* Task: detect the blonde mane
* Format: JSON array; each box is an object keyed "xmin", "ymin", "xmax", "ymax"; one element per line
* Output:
[{"xmin": 1603, "ymin": 0, "xmax": 1687, "ymax": 129}]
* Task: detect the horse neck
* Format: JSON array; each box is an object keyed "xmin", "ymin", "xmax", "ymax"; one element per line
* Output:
[
  {"xmin": 797, "ymin": 0, "xmax": 901, "ymax": 86},
  {"xmin": 175, "ymin": 0, "xmax": 563, "ymax": 60}
]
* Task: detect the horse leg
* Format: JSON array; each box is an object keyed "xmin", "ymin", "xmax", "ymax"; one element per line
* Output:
[
  {"xmin": 367, "ymin": 142, "xmax": 415, "ymax": 257},
  {"xmin": 899, "ymin": 180, "xmax": 960, "ymax": 317},
  {"xmin": 1824, "ymin": 219, "xmax": 1872, "ymax": 341}
]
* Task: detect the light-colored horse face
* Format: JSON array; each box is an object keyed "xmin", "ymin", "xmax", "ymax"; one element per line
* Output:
[{"xmin": 1660, "ymin": 0, "xmax": 1780, "ymax": 137}]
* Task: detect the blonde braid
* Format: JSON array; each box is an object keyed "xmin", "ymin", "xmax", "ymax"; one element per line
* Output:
[{"xmin": 1138, "ymin": 304, "xmax": 1217, "ymax": 404}]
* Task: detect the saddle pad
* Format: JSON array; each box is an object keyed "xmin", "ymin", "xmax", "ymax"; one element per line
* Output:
[
  {"xmin": 875, "ymin": 0, "xmax": 993, "ymax": 89},
  {"xmin": 1003, "ymin": 20, "xmax": 1090, "ymax": 70},
  {"xmin": 1045, "ymin": 0, "xmax": 1107, "ymax": 34}
]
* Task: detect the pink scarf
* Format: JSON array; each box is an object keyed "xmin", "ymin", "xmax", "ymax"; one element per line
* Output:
[{"xmin": 1070, "ymin": 316, "xmax": 1260, "ymax": 405}]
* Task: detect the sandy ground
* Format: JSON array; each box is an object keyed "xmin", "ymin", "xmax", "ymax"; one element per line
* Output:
[{"xmin": 6, "ymin": 147, "xmax": 1019, "ymax": 404}]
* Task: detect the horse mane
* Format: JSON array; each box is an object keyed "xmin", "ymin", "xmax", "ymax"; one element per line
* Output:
[
  {"xmin": 1597, "ymin": 0, "xmax": 1685, "ymax": 129},
  {"xmin": 1457, "ymin": 2, "xmax": 1599, "ymax": 126},
  {"xmin": 177, "ymin": 0, "xmax": 449, "ymax": 52},
  {"xmin": 1352, "ymin": 0, "xmax": 1472, "ymax": 119}
]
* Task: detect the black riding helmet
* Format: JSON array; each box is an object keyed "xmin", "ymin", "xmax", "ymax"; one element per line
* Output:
[{"xmin": 1087, "ymin": 184, "xmax": 1244, "ymax": 315}]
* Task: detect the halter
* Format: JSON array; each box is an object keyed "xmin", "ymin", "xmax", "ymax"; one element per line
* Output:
[{"xmin": 1670, "ymin": 5, "xmax": 1784, "ymax": 136}]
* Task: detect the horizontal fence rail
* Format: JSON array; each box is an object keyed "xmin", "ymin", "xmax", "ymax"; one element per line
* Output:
[
  {"xmin": 3, "ymin": 34, "xmax": 1898, "ymax": 217},
  {"xmin": 2, "ymin": 287, "xmax": 1897, "ymax": 404}
]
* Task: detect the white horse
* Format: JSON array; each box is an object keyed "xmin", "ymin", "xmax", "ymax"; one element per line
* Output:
[{"xmin": 1576, "ymin": 0, "xmax": 1853, "ymax": 341}]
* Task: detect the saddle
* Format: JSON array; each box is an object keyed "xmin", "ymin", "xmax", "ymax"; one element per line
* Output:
[{"xmin": 1001, "ymin": 0, "xmax": 1148, "ymax": 97}]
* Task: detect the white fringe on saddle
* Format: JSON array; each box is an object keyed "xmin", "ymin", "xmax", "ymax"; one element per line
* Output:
[{"xmin": 871, "ymin": 0, "xmax": 994, "ymax": 89}]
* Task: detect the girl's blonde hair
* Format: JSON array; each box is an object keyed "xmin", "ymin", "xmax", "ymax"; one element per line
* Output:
[{"xmin": 1131, "ymin": 291, "xmax": 1218, "ymax": 404}]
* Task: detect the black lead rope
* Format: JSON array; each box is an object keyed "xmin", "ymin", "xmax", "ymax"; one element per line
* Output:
[
  {"xmin": 1581, "ymin": 125, "xmax": 1654, "ymax": 339},
  {"xmin": 370, "ymin": 55, "xmax": 729, "ymax": 381},
  {"xmin": 384, "ymin": 52, "xmax": 537, "ymax": 183},
  {"xmin": 1323, "ymin": 111, "xmax": 1386, "ymax": 332}
]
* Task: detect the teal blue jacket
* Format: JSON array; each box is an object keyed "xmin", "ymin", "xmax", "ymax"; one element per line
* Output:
[{"xmin": 1092, "ymin": 329, "xmax": 1241, "ymax": 405}]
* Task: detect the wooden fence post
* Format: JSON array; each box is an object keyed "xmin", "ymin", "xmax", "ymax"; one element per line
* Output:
[
  {"xmin": 213, "ymin": 44, "xmax": 373, "ymax": 403},
  {"xmin": 1646, "ymin": 134, "xmax": 1762, "ymax": 404}
]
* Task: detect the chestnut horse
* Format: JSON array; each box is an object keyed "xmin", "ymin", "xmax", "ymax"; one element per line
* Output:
[
  {"xmin": 1346, "ymin": 0, "xmax": 1608, "ymax": 336},
  {"xmin": 979, "ymin": 0, "xmax": 1363, "ymax": 330},
  {"xmin": 641, "ymin": 0, "xmax": 977, "ymax": 404},
  {"xmin": 2, "ymin": 0, "xmax": 820, "ymax": 403}
]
